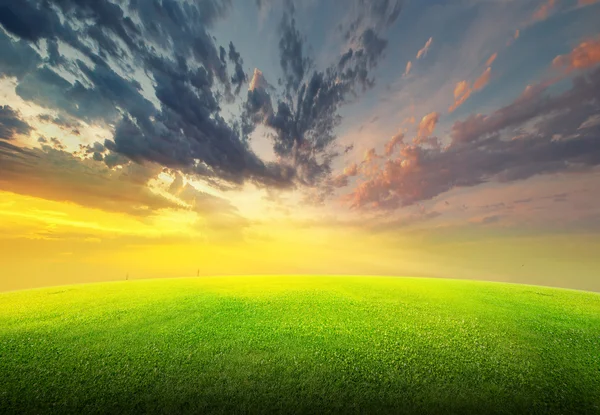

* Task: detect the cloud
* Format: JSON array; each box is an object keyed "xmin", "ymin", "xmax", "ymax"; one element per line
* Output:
[
  {"xmin": 0, "ymin": 0, "xmax": 401, "ymax": 194},
  {"xmin": 0, "ymin": 140, "xmax": 245, "ymax": 229},
  {"xmin": 328, "ymin": 162, "xmax": 360, "ymax": 188},
  {"xmin": 579, "ymin": 114, "xmax": 600, "ymax": 129},
  {"xmin": 532, "ymin": 0, "xmax": 555, "ymax": 22},
  {"xmin": 0, "ymin": 0, "xmax": 55, "ymax": 41},
  {"xmin": 412, "ymin": 135, "xmax": 440, "ymax": 149},
  {"xmin": 384, "ymin": 133, "xmax": 405, "ymax": 156},
  {"xmin": 485, "ymin": 53, "xmax": 498, "ymax": 67},
  {"xmin": 0, "ymin": 0, "xmax": 301, "ymax": 189},
  {"xmin": 249, "ymin": 68, "xmax": 270, "ymax": 92},
  {"xmin": 0, "ymin": 105, "xmax": 32, "ymax": 140},
  {"xmin": 416, "ymin": 37, "xmax": 433, "ymax": 59},
  {"xmin": 0, "ymin": 142, "xmax": 172, "ymax": 216},
  {"xmin": 552, "ymin": 38, "xmax": 600, "ymax": 73},
  {"xmin": 39, "ymin": 137, "xmax": 67, "ymax": 151},
  {"xmin": 241, "ymin": 1, "xmax": 401, "ymax": 186},
  {"xmin": 507, "ymin": 30, "xmax": 519, "ymax": 47},
  {"xmin": 278, "ymin": 6, "xmax": 311, "ymax": 95},
  {"xmin": 404, "ymin": 60, "xmax": 412, "ymax": 76},
  {"xmin": 341, "ymin": 0, "xmax": 404, "ymax": 43},
  {"xmin": 454, "ymin": 80, "xmax": 470, "ymax": 99},
  {"xmin": 345, "ymin": 67, "xmax": 600, "ymax": 210},
  {"xmin": 37, "ymin": 114, "xmax": 83, "ymax": 133},
  {"xmin": 449, "ymin": 67, "xmax": 493, "ymax": 113},
  {"xmin": 473, "ymin": 67, "xmax": 492, "ymax": 91},
  {"xmin": 364, "ymin": 148, "xmax": 382, "ymax": 164},
  {"xmin": 450, "ymin": 81, "xmax": 473, "ymax": 113},
  {"xmin": 450, "ymin": 66, "xmax": 596, "ymax": 145},
  {"xmin": 417, "ymin": 112, "xmax": 440, "ymax": 137},
  {"xmin": 344, "ymin": 163, "xmax": 359, "ymax": 177},
  {"xmin": 0, "ymin": 29, "xmax": 41, "ymax": 80},
  {"xmin": 228, "ymin": 42, "xmax": 248, "ymax": 95}
]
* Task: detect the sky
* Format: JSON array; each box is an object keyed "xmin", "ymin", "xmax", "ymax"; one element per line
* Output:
[{"xmin": 0, "ymin": 0, "xmax": 599, "ymax": 292}]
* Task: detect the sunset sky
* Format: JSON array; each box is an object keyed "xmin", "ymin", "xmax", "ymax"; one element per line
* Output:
[{"xmin": 1, "ymin": 0, "xmax": 599, "ymax": 292}]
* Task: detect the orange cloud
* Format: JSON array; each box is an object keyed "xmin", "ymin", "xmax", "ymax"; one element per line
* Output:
[
  {"xmin": 384, "ymin": 133, "xmax": 405, "ymax": 156},
  {"xmin": 485, "ymin": 53, "xmax": 498, "ymax": 67},
  {"xmin": 364, "ymin": 148, "xmax": 381, "ymax": 163},
  {"xmin": 404, "ymin": 61, "xmax": 412, "ymax": 76},
  {"xmin": 344, "ymin": 163, "xmax": 359, "ymax": 177},
  {"xmin": 413, "ymin": 135, "xmax": 440, "ymax": 149},
  {"xmin": 329, "ymin": 162, "xmax": 360, "ymax": 188},
  {"xmin": 449, "ymin": 67, "xmax": 493, "ymax": 113},
  {"xmin": 473, "ymin": 67, "xmax": 492, "ymax": 91},
  {"xmin": 507, "ymin": 30, "xmax": 520, "ymax": 47},
  {"xmin": 417, "ymin": 112, "xmax": 440, "ymax": 137},
  {"xmin": 454, "ymin": 81, "xmax": 469, "ymax": 100},
  {"xmin": 533, "ymin": 0, "xmax": 555, "ymax": 21},
  {"xmin": 449, "ymin": 81, "xmax": 472, "ymax": 113},
  {"xmin": 249, "ymin": 68, "xmax": 268, "ymax": 91},
  {"xmin": 360, "ymin": 148, "xmax": 383, "ymax": 178},
  {"xmin": 416, "ymin": 37, "xmax": 433, "ymax": 59},
  {"xmin": 402, "ymin": 116, "xmax": 416, "ymax": 125},
  {"xmin": 552, "ymin": 38, "xmax": 600, "ymax": 73}
]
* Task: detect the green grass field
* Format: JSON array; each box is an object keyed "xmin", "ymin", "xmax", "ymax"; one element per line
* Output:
[{"xmin": 1, "ymin": 276, "xmax": 599, "ymax": 414}]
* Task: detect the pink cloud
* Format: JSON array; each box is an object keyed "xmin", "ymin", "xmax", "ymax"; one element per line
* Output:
[
  {"xmin": 384, "ymin": 133, "xmax": 405, "ymax": 156},
  {"xmin": 449, "ymin": 67, "xmax": 493, "ymax": 113},
  {"xmin": 344, "ymin": 67, "xmax": 600, "ymax": 210},
  {"xmin": 249, "ymin": 68, "xmax": 269, "ymax": 91},
  {"xmin": 507, "ymin": 30, "xmax": 520, "ymax": 47},
  {"xmin": 532, "ymin": 0, "xmax": 555, "ymax": 22},
  {"xmin": 416, "ymin": 37, "xmax": 433, "ymax": 59},
  {"xmin": 552, "ymin": 38, "xmax": 600, "ymax": 73},
  {"xmin": 417, "ymin": 112, "xmax": 440, "ymax": 137},
  {"xmin": 364, "ymin": 148, "xmax": 382, "ymax": 164},
  {"xmin": 344, "ymin": 163, "xmax": 359, "ymax": 177},
  {"xmin": 404, "ymin": 61, "xmax": 412, "ymax": 76},
  {"xmin": 473, "ymin": 67, "xmax": 492, "ymax": 91},
  {"xmin": 485, "ymin": 53, "xmax": 498, "ymax": 67}
]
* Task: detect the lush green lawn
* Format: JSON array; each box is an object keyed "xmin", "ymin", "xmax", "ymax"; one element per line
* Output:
[{"xmin": 1, "ymin": 276, "xmax": 599, "ymax": 414}]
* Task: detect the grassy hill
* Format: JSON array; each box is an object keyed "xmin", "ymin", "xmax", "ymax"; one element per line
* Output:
[{"xmin": 1, "ymin": 276, "xmax": 599, "ymax": 414}]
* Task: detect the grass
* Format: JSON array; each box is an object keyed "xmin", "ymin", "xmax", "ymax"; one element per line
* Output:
[{"xmin": 1, "ymin": 276, "xmax": 599, "ymax": 414}]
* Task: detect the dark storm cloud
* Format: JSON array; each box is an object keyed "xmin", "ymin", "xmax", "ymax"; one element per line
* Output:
[
  {"xmin": 347, "ymin": 68, "xmax": 600, "ymax": 209},
  {"xmin": 15, "ymin": 66, "xmax": 121, "ymax": 123},
  {"xmin": 0, "ymin": 0, "xmax": 54, "ymax": 41},
  {"xmin": 0, "ymin": 29, "xmax": 41, "ymax": 80},
  {"xmin": 341, "ymin": 0, "xmax": 403, "ymax": 43},
  {"xmin": 242, "ymin": 0, "xmax": 401, "ymax": 185},
  {"xmin": 0, "ymin": 105, "xmax": 32, "ymax": 140},
  {"xmin": 37, "ymin": 114, "xmax": 83, "ymax": 131},
  {"xmin": 0, "ymin": 0, "xmax": 299, "ymax": 188},
  {"xmin": 0, "ymin": 0, "xmax": 400, "ymax": 192},
  {"xmin": 46, "ymin": 40, "xmax": 65, "ymax": 67},
  {"xmin": 228, "ymin": 41, "xmax": 247, "ymax": 95},
  {"xmin": 108, "ymin": 54, "xmax": 295, "ymax": 187},
  {"xmin": 42, "ymin": 137, "xmax": 66, "ymax": 151},
  {"xmin": 278, "ymin": 5, "xmax": 311, "ymax": 94}
]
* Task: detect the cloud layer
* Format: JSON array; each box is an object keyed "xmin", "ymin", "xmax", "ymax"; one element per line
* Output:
[
  {"xmin": 0, "ymin": 105, "xmax": 31, "ymax": 140},
  {"xmin": 0, "ymin": 0, "xmax": 405, "ymax": 194},
  {"xmin": 345, "ymin": 67, "xmax": 600, "ymax": 209}
]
